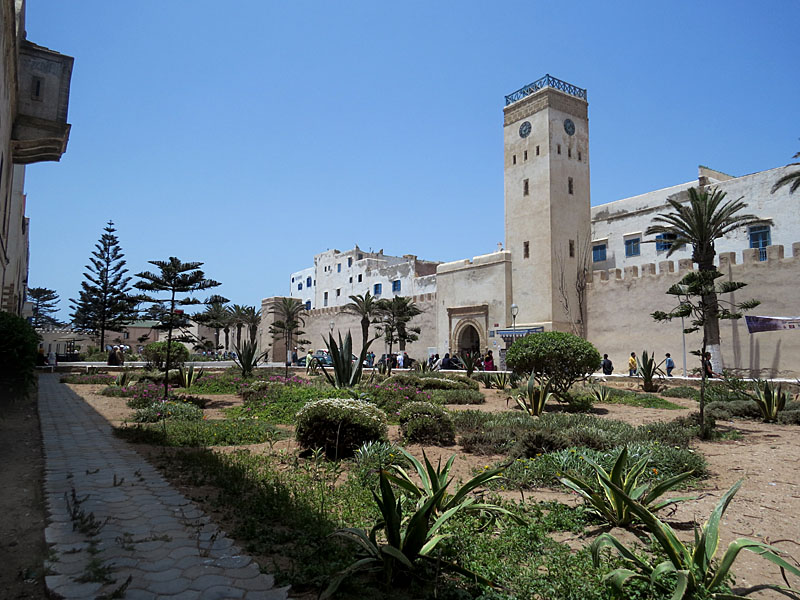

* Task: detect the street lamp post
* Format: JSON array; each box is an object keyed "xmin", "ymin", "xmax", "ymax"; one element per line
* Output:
[
  {"xmin": 329, "ymin": 320, "xmax": 335, "ymax": 335},
  {"xmin": 511, "ymin": 303, "xmax": 519, "ymax": 335}
]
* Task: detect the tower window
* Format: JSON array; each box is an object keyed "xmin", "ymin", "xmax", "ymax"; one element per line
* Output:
[
  {"xmin": 523, "ymin": 241, "xmax": 530, "ymax": 258},
  {"xmin": 569, "ymin": 239, "xmax": 575, "ymax": 258},
  {"xmin": 578, "ymin": 150, "xmax": 582, "ymax": 161},
  {"xmin": 305, "ymin": 300, "xmax": 311, "ymax": 310},
  {"xmin": 306, "ymin": 276, "xmax": 312, "ymax": 287},
  {"xmin": 512, "ymin": 154, "xmax": 516, "ymax": 165},
  {"xmin": 524, "ymin": 150, "xmax": 528, "ymax": 160},
  {"xmin": 349, "ymin": 276, "xmax": 353, "ymax": 283},
  {"xmin": 297, "ymin": 283, "xmax": 302, "ymax": 291},
  {"xmin": 625, "ymin": 237, "xmax": 641, "ymax": 257},
  {"xmin": 592, "ymin": 244, "xmax": 607, "ymax": 262},
  {"xmin": 568, "ymin": 148, "xmax": 572, "ymax": 158},
  {"xmin": 536, "ymin": 145, "xmax": 540, "ymax": 156},
  {"xmin": 336, "ymin": 288, "xmax": 341, "ymax": 297},
  {"xmin": 523, "ymin": 179, "xmax": 529, "ymax": 196},
  {"xmin": 374, "ymin": 283, "xmax": 382, "ymax": 296},
  {"xmin": 557, "ymin": 144, "xmax": 561, "ymax": 155},
  {"xmin": 656, "ymin": 233, "xmax": 677, "ymax": 252},
  {"xmin": 358, "ymin": 274, "xmax": 363, "ymax": 282},
  {"xmin": 348, "ymin": 257, "xmax": 353, "ymax": 267},
  {"xmin": 324, "ymin": 291, "xmax": 329, "ymax": 307},
  {"xmin": 337, "ymin": 263, "xmax": 341, "ymax": 273},
  {"xmin": 357, "ymin": 253, "xmax": 363, "ymax": 260},
  {"xmin": 392, "ymin": 280, "xmax": 401, "ymax": 293},
  {"xmin": 749, "ymin": 225, "xmax": 771, "ymax": 261},
  {"xmin": 568, "ymin": 177, "xmax": 574, "ymax": 195}
]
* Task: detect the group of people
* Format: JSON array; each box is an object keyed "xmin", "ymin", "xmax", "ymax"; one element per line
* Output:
[
  {"xmin": 427, "ymin": 350, "xmax": 496, "ymax": 371},
  {"xmin": 106, "ymin": 345, "xmax": 128, "ymax": 366},
  {"xmin": 601, "ymin": 351, "xmax": 717, "ymax": 378}
]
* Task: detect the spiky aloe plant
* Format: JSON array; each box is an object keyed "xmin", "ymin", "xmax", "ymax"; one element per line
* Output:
[
  {"xmin": 491, "ymin": 371, "xmax": 510, "ymax": 390},
  {"xmin": 559, "ymin": 446, "xmax": 695, "ymax": 527},
  {"xmin": 320, "ymin": 330, "xmax": 371, "ymax": 388},
  {"xmin": 514, "ymin": 373, "xmax": 552, "ymax": 417},
  {"xmin": 233, "ymin": 340, "xmax": 267, "ymax": 378},
  {"xmin": 591, "ymin": 479, "xmax": 800, "ymax": 599},
  {"xmin": 178, "ymin": 364, "xmax": 204, "ymax": 389},
  {"xmin": 752, "ymin": 379, "xmax": 788, "ymax": 423},
  {"xmin": 590, "ymin": 385, "xmax": 612, "ymax": 403},
  {"xmin": 638, "ymin": 350, "xmax": 665, "ymax": 392}
]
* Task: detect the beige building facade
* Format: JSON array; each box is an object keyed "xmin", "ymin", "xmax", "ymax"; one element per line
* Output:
[{"xmin": 261, "ymin": 75, "xmax": 800, "ymax": 377}]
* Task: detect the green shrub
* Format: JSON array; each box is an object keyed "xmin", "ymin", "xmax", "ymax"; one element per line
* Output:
[
  {"xmin": 0, "ymin": 311, "xmax": 40, "ymax": 398},
  {"xmin": 429, "ymin": 388, "xmax": 484, "ymax": 405},
  {"xmin": 505, "ymin": 331, "xmax": 601, "ymax": 400},
  {"xmin": 60, "ymin": 373, "xmax": 117, "ymax": 385},
  {"xmin": 778, "ymin": 410, "xmax": 800, "ymax": 425},
  {"xmin": 173, "ymin": 394, "xmax": 209, "ymax": 409},
  {"xmin": 706, "ymin": 400, "xmax": 761, "ymax": 420},
  {"xmin": 661, "ymin": 385, "xmax": 699, "ymax": 399},
  {"xmin": 116, "ymin": 419, "xmax": 282, "ymax": 446},
  {"xmin": 602, "ymin": 387, "xmax": 684, "ymax": 409},
  {"xmin": 295, "ymin": 398, "xmax": 389, "ymax": 458},
  {"xmin": 142, "ymin": 341, "xmax": 190, "ymax": 371},
  {"xmin": 227, "ymin": 402, "xmax": 307, "ymax": 425},
  {"xmin": 564, "ymin": 392, "xmax": 594, "ymax": 413},
  {"xmin": 132, "ymin": 401, "xmax": 203, "ymax": 422},
  {"xmin": 416, "ymin": 372, "xmax": 480, "ymax": 390},
  {"xmin": 398, "ymin": 401, "xmax": 455, "ymax": 445},
  {"xmin": 351, "ymin": 441, "xmax": 410, "ymax": 486},
  {"xmin": 384, "ymin": 373, "xmax": 473, "ymax": 391}
]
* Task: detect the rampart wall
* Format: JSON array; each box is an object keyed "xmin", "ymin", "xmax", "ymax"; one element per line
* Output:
[{"xmin": 586, "ymin": 243, "xmax": 800, "ymax": 377}]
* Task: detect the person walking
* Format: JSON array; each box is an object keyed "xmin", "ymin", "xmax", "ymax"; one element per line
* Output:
[
  {"xmin": 601, "ymin": 353, "xmax": 613, "ymax": 375},
  {"xmin": 665, "ymin": 353, "xmax": 675, "ymax": 377},
  {"xmin": 484, "ymin": 350, "xmax": 495, "ymax": 371},
  {"xmin": 628, "ymin": 352, "xmax": 638, "ymax": 377}
]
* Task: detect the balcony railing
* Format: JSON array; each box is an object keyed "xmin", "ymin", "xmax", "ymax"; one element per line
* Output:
[{"xmin": 505, "ymin": 74, "xmax": 587, "ymax": 106}]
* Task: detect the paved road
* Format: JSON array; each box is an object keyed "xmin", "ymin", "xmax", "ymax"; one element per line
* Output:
[{"xmin": 38, "ymin": 374, "xmax": 289, "ymax": 599}]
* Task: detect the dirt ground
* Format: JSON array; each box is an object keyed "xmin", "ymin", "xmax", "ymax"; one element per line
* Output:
[
  {"xmin": 60, "ymin": 383, "xmax": 800, "ymax": 597},
  {"xmin": 0, "ymin": 391, "xmax": 48, "ymax": 599}
]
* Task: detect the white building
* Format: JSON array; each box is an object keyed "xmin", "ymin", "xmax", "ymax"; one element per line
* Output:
[{"xmin": 289, "ymin": 245, "xmax": 438, "ymax": 309}]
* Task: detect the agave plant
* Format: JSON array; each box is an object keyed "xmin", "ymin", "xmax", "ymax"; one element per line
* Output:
[
  {"xmin": 178, "ymin": 364, "xmax": 204, "ymax": 389},
  {"xmin": 491, "ymin": 371, "xmax": 510, "ymax": 390},
  {"xmin": 476, "ymin": 372, "xmax": 493, "ymax": 389},
  {"xmin": 320, "ymin": 330, "xmax": 371, "ymax": 388},
  {"xmin": 383, "ymin": 448, "xmax": 522, "ymax": 523},
  {"xmin": 457, "ymin": 353, "xmax": 480, "ymax": 377},
  {"xmin": 638, "ymin": 350, "xmax": 665, "ymax": 392},
  {"xmin": 590, "ymin": 385, "xmax": 612, "ymax": 403},
  {"xmin": 233, "ymin": 340, "xmax": 267, "ymax": 378},
  {"xmin": 113, "ymin": 369, "xmax": 134, "ymax": 388},
  {"xmin": 414, "ymin": 360, "xmax": 432, "ymax": 373},
  {"xmin": 322, "ymin": 469, "xmax": 495, "ymax": 598},
  {"xmin": 591, "ymin": 479, "xmax": 800, "ymax": 599},
  {"xmin": 751, "ymin": 379, "xmax": 788, "ymax": 423},
  {"xmin": 513, "ymin": 373, "xmax": 552, "ymax": 417},
  {"xmin": 559, "ymin": 446, "xmax": 695, "ymax": 527}
]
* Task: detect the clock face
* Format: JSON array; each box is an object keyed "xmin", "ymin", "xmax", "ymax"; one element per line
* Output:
[
  {"xmin": 564, "ymin": 119, "xmax": 575, "ymax": 136},
  {"xmin": 519, "ymin": 121, "xmax": 531, "ymax": 138}
]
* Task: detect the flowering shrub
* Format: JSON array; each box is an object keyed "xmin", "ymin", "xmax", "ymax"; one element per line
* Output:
[
  {"xmin": 399, "ymin": 401, "xmax": 455, "ymax": 446},
  {"xmin": 356, "ymin": 382, "xmax": 433, "ymax": 416},
  {"xmin": 384, "ymin": 373, "xmax": 477, "ymax": 391},
  {"xmin": 132, "ymin": 400, "xmax": 203, "ymax": 422},
  {"xmin": 239, "ymin": 376, "xmax": 315, "ymax": 402},
  {"xmin": 60, "ymin": 373, "xmax": 116, "ymax": 385},
  {"xmin": 116, "ymin": 419, "xmax": 280, "ymax": 446},
  {"xmin": 295, "ymin": 398, "xmax": 388, "ymax": 458},
  {"xmin": 99, "ymin": 382, "xmax": 176, "ymax": 409}
]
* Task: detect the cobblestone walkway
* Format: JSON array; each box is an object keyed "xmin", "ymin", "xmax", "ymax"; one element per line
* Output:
[{"xmin": 39, "ymin": 374, "xmax": 289, "ymax": 599}]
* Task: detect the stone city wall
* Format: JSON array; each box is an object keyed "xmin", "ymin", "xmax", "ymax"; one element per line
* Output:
[{"xmin": 586, "ymin": 243, "xmax": 800, "ymax": 378}]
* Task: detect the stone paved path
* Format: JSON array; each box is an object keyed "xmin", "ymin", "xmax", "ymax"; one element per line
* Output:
[{"xmin": 38, "ymin": 374, "xmax": 289, "ymax": 599}]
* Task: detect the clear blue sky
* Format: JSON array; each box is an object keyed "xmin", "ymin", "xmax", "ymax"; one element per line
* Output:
[{"xmin": 23, "ymin": 1, "xmax": 800, "ymax": 320}]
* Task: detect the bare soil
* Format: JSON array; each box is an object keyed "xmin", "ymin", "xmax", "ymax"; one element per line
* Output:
[
  {"xmin": 0, "ymin": 390, "xmax": 48, "ymax": 599},
  {"xmin": 61, "ymin": 382, "xmax": 800, "ymax": 597}
]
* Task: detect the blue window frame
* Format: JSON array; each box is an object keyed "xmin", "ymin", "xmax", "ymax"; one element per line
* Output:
[
  {"xmin": 392, "ymin": 280, "xmax": 401, "ymax": 293},
  {"xmin": 624, "ymin": 237, "xmax": 641, "ymax": 257},
  {"xmin": 656, "ymin": 233, "xmax": 677, "ymax": 252},
  {"xmin": 305, "ymin": 300, "xmax": 311, "ymax": 310},
  {"xmin": 337, "ymin": 263, "xmax": 341, "ymax": 273},
  {"xmin": 749, "ymin": 225, "xmax": 770, "ymax": 261},
  {"xmin": 348, "ymin": 257, "xmax": 353, "ymax": 267},
  {"xmin": 297, "ymin": 283, "xmax": 302, "ymax": 291},
  {"xmin": 306, "ymin": 276, "xmax": 312, "ymax": 287},
  {"xmin": 592, "ymin": 243, "xmax": 607, "ymax": 262},
  {"xmin": 374, "ymin": 283, "xmax": 382, "ymax": 296}
]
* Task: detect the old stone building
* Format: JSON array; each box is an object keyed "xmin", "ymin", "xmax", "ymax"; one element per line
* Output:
[
  {"xmin": 262, "ymin": 75, "xmax": 800, "ymax": 377},
  {"xmin": 0, "ymin": 0, "xmax": 73, "ymax": 314}
]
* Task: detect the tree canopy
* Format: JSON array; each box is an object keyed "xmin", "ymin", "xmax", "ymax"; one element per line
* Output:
[{"xmin": 27, "ymin": 287, "xmax": 61, "ymax": 328}]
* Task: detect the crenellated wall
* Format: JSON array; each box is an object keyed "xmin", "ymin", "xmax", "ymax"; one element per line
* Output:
[{"xmin": 586, "ymin": 243, "xmax": 800, "ymax": 377}]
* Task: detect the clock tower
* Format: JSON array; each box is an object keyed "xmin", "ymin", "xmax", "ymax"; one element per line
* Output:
[{"xmin": 503, "ymin": 75, "xmax": 591, "ymax": 332}]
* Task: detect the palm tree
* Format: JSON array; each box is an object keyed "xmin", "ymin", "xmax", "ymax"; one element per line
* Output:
[
  {"xmin": 375, "ymin": 296, "xmax": 422, "ymax": 372},
  {"xmin": 134, "ymin": 257, "xmax": 220, "ymax": 399},
  {"xmin": 194, "ymin": 295, "xmax": 230, "ymax": 353},
  {"xmin": 772, "ymin": 149, "xmax": 800, "ymax": 194},
  {"xmin": 243, "ymin": 305, "xmax": 261, "ymax": 344},
  {"xmin": 228, "ymin": 304, "xmax": 250, "ymax": 348},
  {"xmin": 343, "ymin": 291, "xmax": 380, "ymax": 352},
  {"xmin": 646, "ymin": 187, "xmax": 768, "ymax": 371},
  {"xmin": 268, "ymin": 297, "xmax": 306, "ymax": 376}
]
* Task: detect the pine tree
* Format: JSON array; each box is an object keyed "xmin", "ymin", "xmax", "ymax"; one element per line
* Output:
[
  {"xmin": 27, "ymin": 287, "xmax": 60, "ymax": 328},
  {"xmin": 71, "ymin": 221, "xmax": 137, "ymax": 350}
]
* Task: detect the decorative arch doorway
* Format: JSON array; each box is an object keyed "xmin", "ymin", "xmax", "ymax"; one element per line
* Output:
[{"xmin": 457, "ymin": 324, "xmax": 481, "ymax": 356}]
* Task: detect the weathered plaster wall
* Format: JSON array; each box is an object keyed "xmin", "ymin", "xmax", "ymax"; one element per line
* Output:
[{"xmin": 586, "ymin": 243, "xmax": 800, "ymax": 377}]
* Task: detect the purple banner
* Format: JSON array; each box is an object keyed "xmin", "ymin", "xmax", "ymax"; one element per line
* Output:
[{"xmin": 745, "ymin": 315, "xmax": 800, "ymax": 333}]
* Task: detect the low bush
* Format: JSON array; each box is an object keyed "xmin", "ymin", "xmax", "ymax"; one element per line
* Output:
[
  {"xmin": 116, "ymin": 419, "xmax": 282, "ymax": 446},
  {"xmin": 429, "ymin": 388, "xmax": 485, "ymax": 405},
  {"xmin": 0, "ymin": 311, "xmax": 40, "ymax": 398},
  {"xmin": 173, "ymin": 394, "xmax": 209, "ymax": 409},
  {"xmin": 417, "ymin": 372, "xmax": 480, "ymax": 391},
  {"xmin": 131, "ymin": 401, "xmax": 203, "ymax": 422},
  {"xmin": 350, "ymin": 441, "xmax": 410, "ymax": 486},
  {"xmin": 779, "ymin": 410, "xmax": 800, "ymax": 425},
  {"xmin": 60, "ymin": 373, "xmax": 116, "ymax": 385},
  {"xmin": 661, "ymin": 385, "xmax": 699, "ymax": 399},
  {"xmin": 125, "ymin": 383, "xmax": 175, "ymax": 409},
  {"xmin": 604, "ymin": 387, "xmax": 684, "ymax": 409},
  {"xmin": 499, "ymin": 442, "xmax": 707, "ymax": 489},
  {"xmin": 242, "ymin": 380, "xmax": 346, "ymax": 404},
  {"xmin": 384, "ymin": 373, "xmax": 473, "ymax": 391},
  {"xmin": 227, "ymin": 402, "xmax": 307, "ymax": 425},
  {"xmin": 295, "ymin": 398, "xmax": 388, "ymax": 458},
  {"xmin": 707, "ymin": 399, "xmax": 800, "ymax": 422},
  {"xmin": 564, "ymin": 392, "xmax": 594, "ymax": 413},
  {"xmin": 357, "ymin": 382, "xmax": 433, "ymax": 415},
  {"xmin": 398, "ymin": 401, "xmax": 455, "ymax": 445},
  {"xmin": 142, "ymin": 341, "xmax": 190, "ymax": 371}
]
